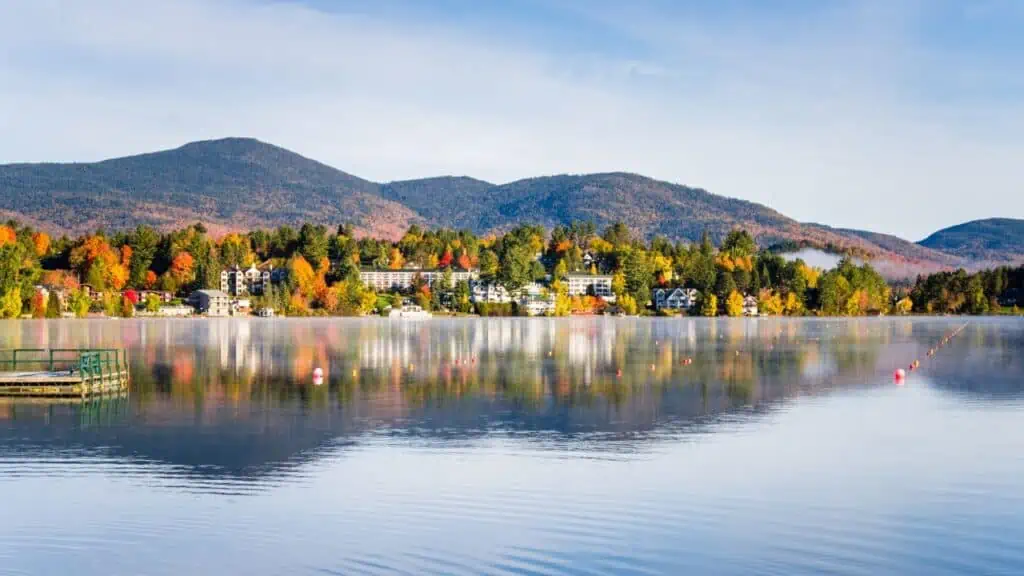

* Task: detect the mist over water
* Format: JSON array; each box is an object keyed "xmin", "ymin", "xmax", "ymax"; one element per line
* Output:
[{"xmin": 1, "ymin": 318, "xmax": 1022, "ymax": 575}]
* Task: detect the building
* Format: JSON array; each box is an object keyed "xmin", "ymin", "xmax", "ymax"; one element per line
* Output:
[
  {"xmin": 138, "ymin": 290, "xmax": 173, "ymax": 304},
  {"xmin": 566, "ymin": 274, "xmax": 615, "ymax": 301},
  {"xmin": 743, "ymin": 294, "xmax": 759, "ymax": 317},
  {"xmin": 258, "ymin": 307, "xmax": 275, "ymax": 318},
  {"xmin": 220, "ymin": 264, "xmax": 272, "ymax": 296},
  {"xmin": 518, "ymin": 286, "xmax": 556, "ymax": 316},
  {"xmin": 360, "ymin": 268, "xmax": 478, "ymax": 292},
  {"xmin": 655, "ymin": 288, "xmax": 699, "ymax": 311},
  {"xmin": 233, "ymin": 298, "xmax": 252, "ymax": 316},
  {"xmin": 190, "ymin": 290, "xmax": 231, "ymax": 317},
  {"xmin": 471, "ymin": 282, "xmax": 512, "ymax": 304},
  {"xmin": 155, "ymin": 305, "xmax": 193, "ymax": 317}
]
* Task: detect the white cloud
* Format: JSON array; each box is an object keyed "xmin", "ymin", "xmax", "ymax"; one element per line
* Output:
[{"xmin": 0, "ymin": 0, "xmax": 1021, "ymax": 240}]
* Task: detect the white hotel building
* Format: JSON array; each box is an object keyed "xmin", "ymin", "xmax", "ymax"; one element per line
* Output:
[{"xmin": 360, "ymin": 268, "xmax": 478, "ymax": 292}]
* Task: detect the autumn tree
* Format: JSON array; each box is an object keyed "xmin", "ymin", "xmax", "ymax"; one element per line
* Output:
[{"xmin": 725, "ymin": 290, "xmax": 744, "ymax": 317}]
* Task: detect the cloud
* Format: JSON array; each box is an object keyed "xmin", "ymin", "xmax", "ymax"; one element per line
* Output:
[{"xmin": 0, "ymin": 0, "xmax": 1021, "ymax": 240}]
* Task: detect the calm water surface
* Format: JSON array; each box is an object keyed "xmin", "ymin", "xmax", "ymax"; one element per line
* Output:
[{"xmin": 1, "ymin": 317, "xmax": 1022, "ymax": 575}]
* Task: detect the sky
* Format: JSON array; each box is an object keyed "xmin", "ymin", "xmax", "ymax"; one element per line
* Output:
[{"xmin": 1, "ymin": 0, "xmax": 1022, "ymax": 240}]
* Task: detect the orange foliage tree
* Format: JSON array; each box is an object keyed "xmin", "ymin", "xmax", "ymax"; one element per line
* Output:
[
  {"xmin": 31, "ymin": 232, "xmax": 50, "ymax": 257},
  {"xmin": 168, "ymin": 252, "xmax": 195, "ymax": 285},
  {"xmin": 0, "ymin": 226, "xmax": 17, "ymax": 247}
]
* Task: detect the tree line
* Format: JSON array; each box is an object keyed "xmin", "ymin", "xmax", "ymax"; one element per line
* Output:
[{"xmin": 0, "ymin": 218, "xmax": 1020, "ymax": 318}]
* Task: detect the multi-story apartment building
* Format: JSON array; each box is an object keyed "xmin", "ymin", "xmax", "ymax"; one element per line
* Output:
[
  {"xmin": 566, "ymin": 274, "xmax": 615, "ymax": 301},
  {"xmin": 360, "ymin": 268, "xmax": 478, "ymax": 292},
  {"xmin": 221, "ymin": 264, "xmax": 272, "ymax": 296}
]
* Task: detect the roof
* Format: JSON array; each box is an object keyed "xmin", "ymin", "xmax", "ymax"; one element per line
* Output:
[
  {"xmin": 566, "ymin": 273, "xmax": 613, "ymax": 279},
  {"xmin": 195, "ymin": 289, "xmax": 230, "ymax": 298}
]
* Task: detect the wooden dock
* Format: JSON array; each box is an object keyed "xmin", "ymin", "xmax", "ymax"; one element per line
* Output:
[{"xmin": 0, "ymin": 349, "xmax": 130, "ymax": 398}]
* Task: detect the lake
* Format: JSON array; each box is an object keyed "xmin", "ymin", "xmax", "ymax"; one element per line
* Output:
[{"xmin": 1, "ymin": 317, "xmax": 1023, "ymax": 575}]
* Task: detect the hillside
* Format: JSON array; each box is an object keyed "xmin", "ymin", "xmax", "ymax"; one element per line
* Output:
[
  {"xmin": 0, "ymin": 137, "xmax": 1015, "ymax": 275},
  {"xmin": 0, "ymin": 138, "xmax": 423, "ymax": 238},
  {"xmin": 918, "ymin": 219, "xmax": 1024, "ymax": 263}
]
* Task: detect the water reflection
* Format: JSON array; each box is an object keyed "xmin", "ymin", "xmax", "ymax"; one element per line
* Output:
[{"xmin": 1, "ymin": 318, "xmax": 1020, "ymax": 490}]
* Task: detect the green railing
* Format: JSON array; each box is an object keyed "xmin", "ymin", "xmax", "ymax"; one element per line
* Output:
[{"xmin": 0, "ymin": 348, "xmax": 128, "ymax": 379}]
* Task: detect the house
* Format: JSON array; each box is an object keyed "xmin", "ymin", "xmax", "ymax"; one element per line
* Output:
[
  {"xmin": 155, "ymin": 305, "xmax": 193, "ymax": 317},
  {"xmin": 471, "ymin": 282, "xmax": 512, "ymax": 304},
  {"xmin": 566, "ymin": 274, "xmax": 615, "ymax": 301},
  {"xmin": 138, "ymin": 290, "xmax": 173, "ymax": 304},
  {"xmin": 743, "ymin": 294, "xmax": 759, "ymax": 317},
  {"xmin": 258, "ymin": 307, "xmax": 275, "ymax": 318},
  {"xmin": 360, "ymin": 268, "xmax": 478, "ymax": 292},
  {"xmin": 190, "ymin": 290, "xmax": 231, "ymax": 317},
  {"xmin": 221, "ymin": 264, "xmax": 272, "ymax": 296},
  {"xmin": 519, "ymin": 290, "xmax": 556, "ymax": 316},
  {"xmin": 654, "ymin": 288, "xmax": 699, "ymax": 311},
  {"xmin": 233, "ymin": 298, "xmax": 252, "ymax": 315}
]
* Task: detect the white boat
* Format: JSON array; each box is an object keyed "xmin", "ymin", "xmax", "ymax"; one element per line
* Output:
[{"xmin": 388, "ymin": 304, "xmax": 432, "ymax": 319}]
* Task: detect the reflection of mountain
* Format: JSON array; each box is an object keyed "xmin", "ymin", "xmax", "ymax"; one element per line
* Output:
[{"xmin": 0, "ymin": 318, "xmax": 1018, "ymax": 491}]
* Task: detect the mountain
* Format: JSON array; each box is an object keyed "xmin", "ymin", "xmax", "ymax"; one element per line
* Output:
[
  {"xmin": 918, "ymin": 219, "xmax": 1024, "ymax": 263},
  {"xmin": 0, "ymin": 138, "xmax": 423, "ymax": 238},
  {"xmin": 0, "ymin": 137, "xmax": 1015, "ymax": 275}
]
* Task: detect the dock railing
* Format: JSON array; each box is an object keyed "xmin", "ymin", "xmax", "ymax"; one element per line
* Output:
[{"xmin": 0, "ymin": 348, "xmax": 129, "ymax": 378}]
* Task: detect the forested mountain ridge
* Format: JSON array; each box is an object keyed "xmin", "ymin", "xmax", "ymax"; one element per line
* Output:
[
  {"xmin": 918, "ymin": 219, "xmax": 1024, "ymax": 262},
  {"xmin": 0, "ymin": 137, "xmax": 1016, "ymax": 275}
]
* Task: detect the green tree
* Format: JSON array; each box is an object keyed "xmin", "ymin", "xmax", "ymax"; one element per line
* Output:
[
  {"xmin": 479, "ymin": 250, "xmax": 499, "ymax": 280},
  {"xmin": 700, "ymin": 293, "xmax": 718, "ymax": 317},
  {"xmin": 68, "ymin": 289, "xmax": 91, "ymax": 318},
  {"xmin": 45, "ymin": 291, "xmax": 61, "ymax": 318},
  {"xmin": 145, "ymin": 293, "xmax": 161, "ymax": 313},
  {"xmin": 722, "ymin": 229, "xmax": 757, "ymax": 257},
  {"xmin": 499, "ymin": 243, "xmax": 534, "ymax": 291}
]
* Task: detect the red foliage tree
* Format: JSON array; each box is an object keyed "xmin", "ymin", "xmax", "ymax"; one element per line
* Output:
[
  {"xmin": 123, "ymin": 289, "xmax": 139, "ymax": 305},
  {"xmin": 439, "ymin": 249, "xmax": 454, "ymax": 268}
]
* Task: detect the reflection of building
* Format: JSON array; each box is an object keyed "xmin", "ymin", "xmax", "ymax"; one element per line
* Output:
[
  {"xmin": 191, "ymin": 290, "xmax": 231, "ymax": 317},
  {"xmin": 221, "ymin": 264, "xmax": 272, "ymax": 296},
  {"xmin": 566, "ymin": 274, "xmax": 615, "ymax": 301},
  {"xmin": 361, "ymin": 268, "xmax": 478, "ymax": 292},
  {"xmin": 655, "ymin": 288, "xmax": 699, "ymax": 311}
]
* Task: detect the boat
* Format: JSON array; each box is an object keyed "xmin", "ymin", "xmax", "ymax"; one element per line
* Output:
[{"xmin": 388, "ymin": 303, "xmax": 433, "ymax": 319}]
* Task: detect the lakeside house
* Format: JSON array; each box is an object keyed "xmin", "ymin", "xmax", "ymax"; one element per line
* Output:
[
  {"xmin": 743, "ymin": 294, "xmax": 759, "ymax": 317},
  {"xmin": 566, "ymin": 274, "xmax": 615, "ymax": 302},
  {"xmin": 654, "ymin": 287, "xmax": 699, "ymax": 311},
  {"xmin": 154, "ymin": 305, "xmax": 193, "ymax": 317},
  {"xmin": 190, "ymin": 290, "xmax": 231, "ymax": 317},
  {"xmin": 518, "ymin": 284, "xmax": 556, "ymax": 316},
  {"xmin": 360, "ymin": 268, "xmax": 478, "ymax": 292},
  {"xmin": 221, "ymin": 264, "xmax": 272, "ymax": 296},
  {"xmin": 471, "ymin": 282, "xmax": 513, "ymax": 304}
]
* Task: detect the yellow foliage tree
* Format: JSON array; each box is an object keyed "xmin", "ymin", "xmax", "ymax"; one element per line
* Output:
[
  {"xmin": 798, "ymin": 263, "xmax": 820, "ymax": 289},
  {"xmin": 726, "ymin": 290, "xmax": 744, "ymax": 317},
  {"xmin": 758, "ymin": 290, "xmax": 784, "ymax": 316},
  {"xmin": 894, "ymin": 296, "xmax": 913, "ymax": 315},
  {"xmin": 288, "ymin": 255, "xmax": 317, "ymax": 299},
  {"xmin": 784, "ymin": 292, "xmax": 804, "ymax": 316}
]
